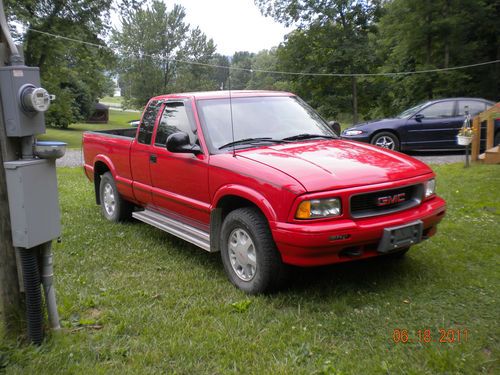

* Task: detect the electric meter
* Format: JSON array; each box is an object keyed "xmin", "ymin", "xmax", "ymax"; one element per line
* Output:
[
  {"xmin": 20, "ymin": 85, "xmax": 51, "ymax": 113},
  {"xmin": 0, "ymin": 66, "xmax": 47, "ymax": 136}
]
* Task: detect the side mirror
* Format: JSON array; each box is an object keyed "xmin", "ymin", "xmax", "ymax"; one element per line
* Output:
[
  {"xmin": 327, "ymin": 120, "xmax": 341, "ymax": 136},
  {"xmin": 166, "ymin": 132, "xmax": 202, "ymax": 154},
  {"xmin": 414, "ymin": 113, "xmax": 424, "ymax": 121}
]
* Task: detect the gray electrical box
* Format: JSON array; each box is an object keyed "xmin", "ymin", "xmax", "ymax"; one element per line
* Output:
[
  {"xmin": 4, "ymin": 159, "xmax": 61, "ymax": 248},
  {"xmin": 0, "ymin": 66, "xmax": 46, "ymax": 137}
]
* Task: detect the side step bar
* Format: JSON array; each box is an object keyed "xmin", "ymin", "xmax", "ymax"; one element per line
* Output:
[{"xmin": 132, "ymin": 209, "xmax": 212, "ymax": 252}]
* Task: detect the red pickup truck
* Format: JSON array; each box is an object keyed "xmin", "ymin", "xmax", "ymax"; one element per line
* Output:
[{"xmin": 83, "ymin": 91, "xmax": 446, "ymax": 293}]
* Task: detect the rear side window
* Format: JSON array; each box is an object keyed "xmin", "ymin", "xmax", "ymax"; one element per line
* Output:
[
  {"xmin": 419, "ymin": 101, "xmax": 455, "ymax": 118},
  {"xmin": 138, "ymin": 100, "xmax": 162, "ymax": 144},
  {"xmin": 457, "ymin": 101, "xmax": 486, "ymax": 116},
  {"xmin": 155, "ymin": 102, "xmax": 195, "ymax": 146}
]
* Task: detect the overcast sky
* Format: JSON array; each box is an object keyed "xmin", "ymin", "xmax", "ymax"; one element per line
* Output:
[{"xmin": 163, "ymin": 0, "xmax": 291, "ymax": 55}]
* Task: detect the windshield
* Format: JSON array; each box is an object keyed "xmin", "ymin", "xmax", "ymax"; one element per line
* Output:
[
  {"xmin": 397, "ymin": 102, "xmax": 429, "ymax": 119},
  {"xmin": 196, "ymin": 96, "xmax": 336, "ymax": 152}
]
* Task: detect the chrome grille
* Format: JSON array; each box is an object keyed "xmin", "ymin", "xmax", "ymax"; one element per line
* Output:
[{"xmin": 350, "ymin": 184, "xmax": 424, "ymax": 218}]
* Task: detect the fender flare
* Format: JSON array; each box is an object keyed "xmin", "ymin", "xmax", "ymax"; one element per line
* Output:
[
  {"xmin": 93, "ymin": 154, "xmax": 117, "ymax": 178},
  {"xmin": 212, "ymin": 184, "xmax": 277, "ymax": 222},
  {"xmin": 91, "ymin": 155, "xmax": 116, "ymax": 204},
  {"xmin": 209, "ymin": 185, "xmax": 278, "ymax": 253}
]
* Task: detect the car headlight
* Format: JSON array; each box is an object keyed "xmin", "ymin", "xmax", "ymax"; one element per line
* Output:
[
  {"xmin": 343, "ymin": 129, "xmax": 364, "ymax": 136},
  {"xmin": 295, "ymin": 198, "xmax": 341, "ymax": 219},
  {"xmin": 425, "ymin": 178, "xmax": 436, "ymax": 198}
]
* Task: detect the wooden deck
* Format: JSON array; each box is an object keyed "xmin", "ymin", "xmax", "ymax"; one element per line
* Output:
[{"xmin": 471, "ymin": 103, "xmax": 500, "ymax": 164}]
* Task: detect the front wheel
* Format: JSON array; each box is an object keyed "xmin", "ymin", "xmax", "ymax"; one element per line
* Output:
[
  {"xmin": 99, "ymin": 172, "xmax": 132, "ymax": 222},
  {"xmin": 220, "ymin": 207, "xmax": 287, "ymax": 294},
  {"xmin": 371, "ymin": 132, "xmax": 400, "ymax": 151}
]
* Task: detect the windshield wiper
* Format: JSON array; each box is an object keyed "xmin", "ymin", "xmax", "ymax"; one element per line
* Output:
[
  {"xmin": 218, "ymin": 137, "xmax": 286, "ymax": 150},
  {"xmin": 282, "ymin": 133, "xmax": 335, "ymax": 141}
]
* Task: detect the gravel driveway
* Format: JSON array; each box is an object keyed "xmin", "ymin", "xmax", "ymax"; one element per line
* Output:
[
  {"xmin": 57, "ymin": 149, "xmax": 84, "ymax": 168},
  {"xmin": 409, "ymin": 152, "xmax": 465, "ymax": 165},
  {"xmin": 58, "ymin": 149, "xmax": 467, "ymax": 168}
]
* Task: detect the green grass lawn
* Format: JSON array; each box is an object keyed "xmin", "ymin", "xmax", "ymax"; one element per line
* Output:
[
  {"xmin": 37, "ymin": 110, "xmax": 140, "ymax": 149},
  {"xmin": 100, "ymin": 96, "xmax": 123, "ymax": 106},
  {"xmin": 1, "ymin": 163, "xmax": 499, "ymax": 374}
]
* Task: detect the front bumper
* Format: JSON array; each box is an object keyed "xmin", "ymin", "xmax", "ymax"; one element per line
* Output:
[
  {"xmin": 340, "ymin": 134, "xmax": 371, "ymax": 143},
  {"xmin": 270, "ymin": 196, "xmax": 446, "ymax": 266}
]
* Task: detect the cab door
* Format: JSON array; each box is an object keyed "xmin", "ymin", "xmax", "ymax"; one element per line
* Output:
[
  {"xmin": 149, "ymin": 100, "xmax": 211, "ymax": 228},
  {"xmin": 130, "ymin": 99, "xmax": 162, "ymax": 205}
]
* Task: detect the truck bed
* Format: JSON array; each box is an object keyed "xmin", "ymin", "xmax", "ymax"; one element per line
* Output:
[
  {"xmin": 83, "ymin": 128, "xmax": 137, "ymax": 186},
  {"xmin": 86, "ymin": 128, "xmax": 137, "ymax": 139}
]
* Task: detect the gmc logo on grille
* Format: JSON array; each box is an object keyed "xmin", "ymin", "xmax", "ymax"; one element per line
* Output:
[{"xmin": 376, "ymin": 193, "xmax": 406, "ymax": 206}]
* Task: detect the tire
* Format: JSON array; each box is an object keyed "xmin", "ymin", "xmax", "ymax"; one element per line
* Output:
[
  {"xmin": 371, "ymin": 132, "xmax": 400, "ymax": 151},
  {"xmin": 220, "ymin": 207, "xmax": 288, "ymax": 294},
  {"xmin": 99, "ymin": 172, "xmax": 132, "ymax": 222},
  {"xmin": 495, "ymin": 132, "xmax": 500, "ymax": 147}
]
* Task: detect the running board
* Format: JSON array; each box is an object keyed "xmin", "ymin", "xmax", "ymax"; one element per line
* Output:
[{"xmin": 132, "ymin": 209, "xmax": 212, "ymax": 252}]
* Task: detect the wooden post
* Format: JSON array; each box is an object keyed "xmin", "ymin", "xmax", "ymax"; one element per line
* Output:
[
  {"xmin": 471, "ymin": 115, "xmax": 480, "ymax": 161},
  {"xmin": 486, "ymin": 116, "xmax": 494, "ymax": 150},
  {"xmin": 0, "ymin": 43, "xmax": 23, "ymax": 335}
]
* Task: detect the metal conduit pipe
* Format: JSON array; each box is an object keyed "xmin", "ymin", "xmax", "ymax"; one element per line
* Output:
[
  {"xmin": 21, "ymin": 135, "xmax": 34, "ymax": 159},
  {"xmin": 41, "ymin": 242, "xmax": 60, "ymax": 329},
  {"xmin": 0, "ymin": 0, "xmax": 22, "ymax": 64},
  {"xmin": 18, "ymin": 247, "xmax": 43, "ymax": 345}
]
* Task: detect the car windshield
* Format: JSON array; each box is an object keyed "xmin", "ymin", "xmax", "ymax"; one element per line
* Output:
[
  {"xmin": 397, "ymin": 102, "xmax": 429, "ymax": 119},
  {"xmin": 196, "ymin": 96, "xmax": 336, "ymax": 151}
]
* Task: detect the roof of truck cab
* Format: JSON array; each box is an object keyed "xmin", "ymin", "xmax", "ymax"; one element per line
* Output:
[{"xmin": 151, "ymin": 90, "xmax": 294, "ymax": 101}]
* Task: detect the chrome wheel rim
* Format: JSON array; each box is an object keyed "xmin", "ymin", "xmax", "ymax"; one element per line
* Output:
[
  {"xmin": 103, "ymin": 183, "xmax": 116, "ymax": 216},
  {"xmin": 374, "ymin": 136, "xmax": 395, "ymax": 150},
  {"xmin": 228, "ymin": 228, "xmax": 257, "ymax": 281}
]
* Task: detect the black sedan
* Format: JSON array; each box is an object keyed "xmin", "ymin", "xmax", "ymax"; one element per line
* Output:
[{"xmin": 341, "ymin": 98, "xmax": 496, "ymax": 151}]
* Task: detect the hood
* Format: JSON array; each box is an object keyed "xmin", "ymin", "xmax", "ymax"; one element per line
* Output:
[
  {"xmin": 238, "ymin": 140, "xmax": 432, "ymax": 192},
  {"xmin": 352, "ymin": 118, "xmax": 402, "ymax": 128}
]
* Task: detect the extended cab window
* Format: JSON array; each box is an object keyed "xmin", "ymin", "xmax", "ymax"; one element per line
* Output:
[
  {"xmin": 155, "ymin": 102, "xmax": 195, "ymax": 146},
  {"xmin": 138, "ymin": 100, "xmax": 162, "ymax": 144}
]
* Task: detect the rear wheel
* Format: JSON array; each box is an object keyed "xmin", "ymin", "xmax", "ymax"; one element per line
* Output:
[
  {"xmin": 99, "ymin": 172, "xmax": 132, "ymax": 222},
  {"xmin": 495, "ymin": 132, "xmax": 500, "ymax": 147},
  {"xmin": 220, "ymin": 207, "xmax": 287, "ymax": 294},
  {"xmin": 371, "ymin": 132, "xmax": 400, "ymax": 151}
]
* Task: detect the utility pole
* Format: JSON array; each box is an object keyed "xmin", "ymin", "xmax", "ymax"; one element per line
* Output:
[{"xmin": 0, "ymin": 42, "xmax": 23, "ymax": 334}]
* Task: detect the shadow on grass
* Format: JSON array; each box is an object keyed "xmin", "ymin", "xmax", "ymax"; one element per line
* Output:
[
  {"xmin": 286, "ymin": 254, "xmax": 428, "ymax": 293},
  {"xmin": 138, "ymin": 223, "xmax": 434, "ymax": 300}
]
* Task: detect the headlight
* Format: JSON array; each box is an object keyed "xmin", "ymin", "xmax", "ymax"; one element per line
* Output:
[
  {"xmin": 295, "ymin": 198, "xmax": 341, "ymax": 219},
  {"xmin": 425, "ymin": 178, "xmax": 436, "ymax": 198},
  {"xmin": 343, "ymin": 129, "xmax": 364, "ymax": 136}
]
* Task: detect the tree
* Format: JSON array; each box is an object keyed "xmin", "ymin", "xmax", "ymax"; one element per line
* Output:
[
  {"xmin": 255, "ymin": 0, "xmax": 382, "ymax": 123},
  {"xmin": 229, "ymin": 51, "xmax": 255, "ymax": 89},
  {"xmin": 210, "ymin": 54, "xmax": 231, "ymax": 90},
  {"xmin": 113, "ymin": 1, "xmax": 217, "ymax": 108},
  {"xmin": 5, "ymin": 0, "xmax": 117, "ymax": 128},
  {"xmin": 375, "ymin": 0, "xmax": 499, "ymax": 115},
  {"xmin": 174, "ymin": 27, "xmax": 218, "ymax": 92},
  {"xmin": 246, "ymin": 48, "xmax": 289, "ymax": 90}
]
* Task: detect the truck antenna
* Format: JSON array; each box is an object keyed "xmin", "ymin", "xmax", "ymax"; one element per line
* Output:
[{"xmin": 228, "ymin": 69, "xmax": 236, "ymax": 157}]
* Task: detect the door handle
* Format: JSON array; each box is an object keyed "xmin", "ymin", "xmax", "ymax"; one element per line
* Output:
[{"xmin": 149, "ymin": 154, "xmax": 157, "ymax": 163}]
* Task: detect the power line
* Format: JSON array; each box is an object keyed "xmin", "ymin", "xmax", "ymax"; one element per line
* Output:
[{"xmin": 28, "ymin": 28, "xmax": 500, "ymax": 78}]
